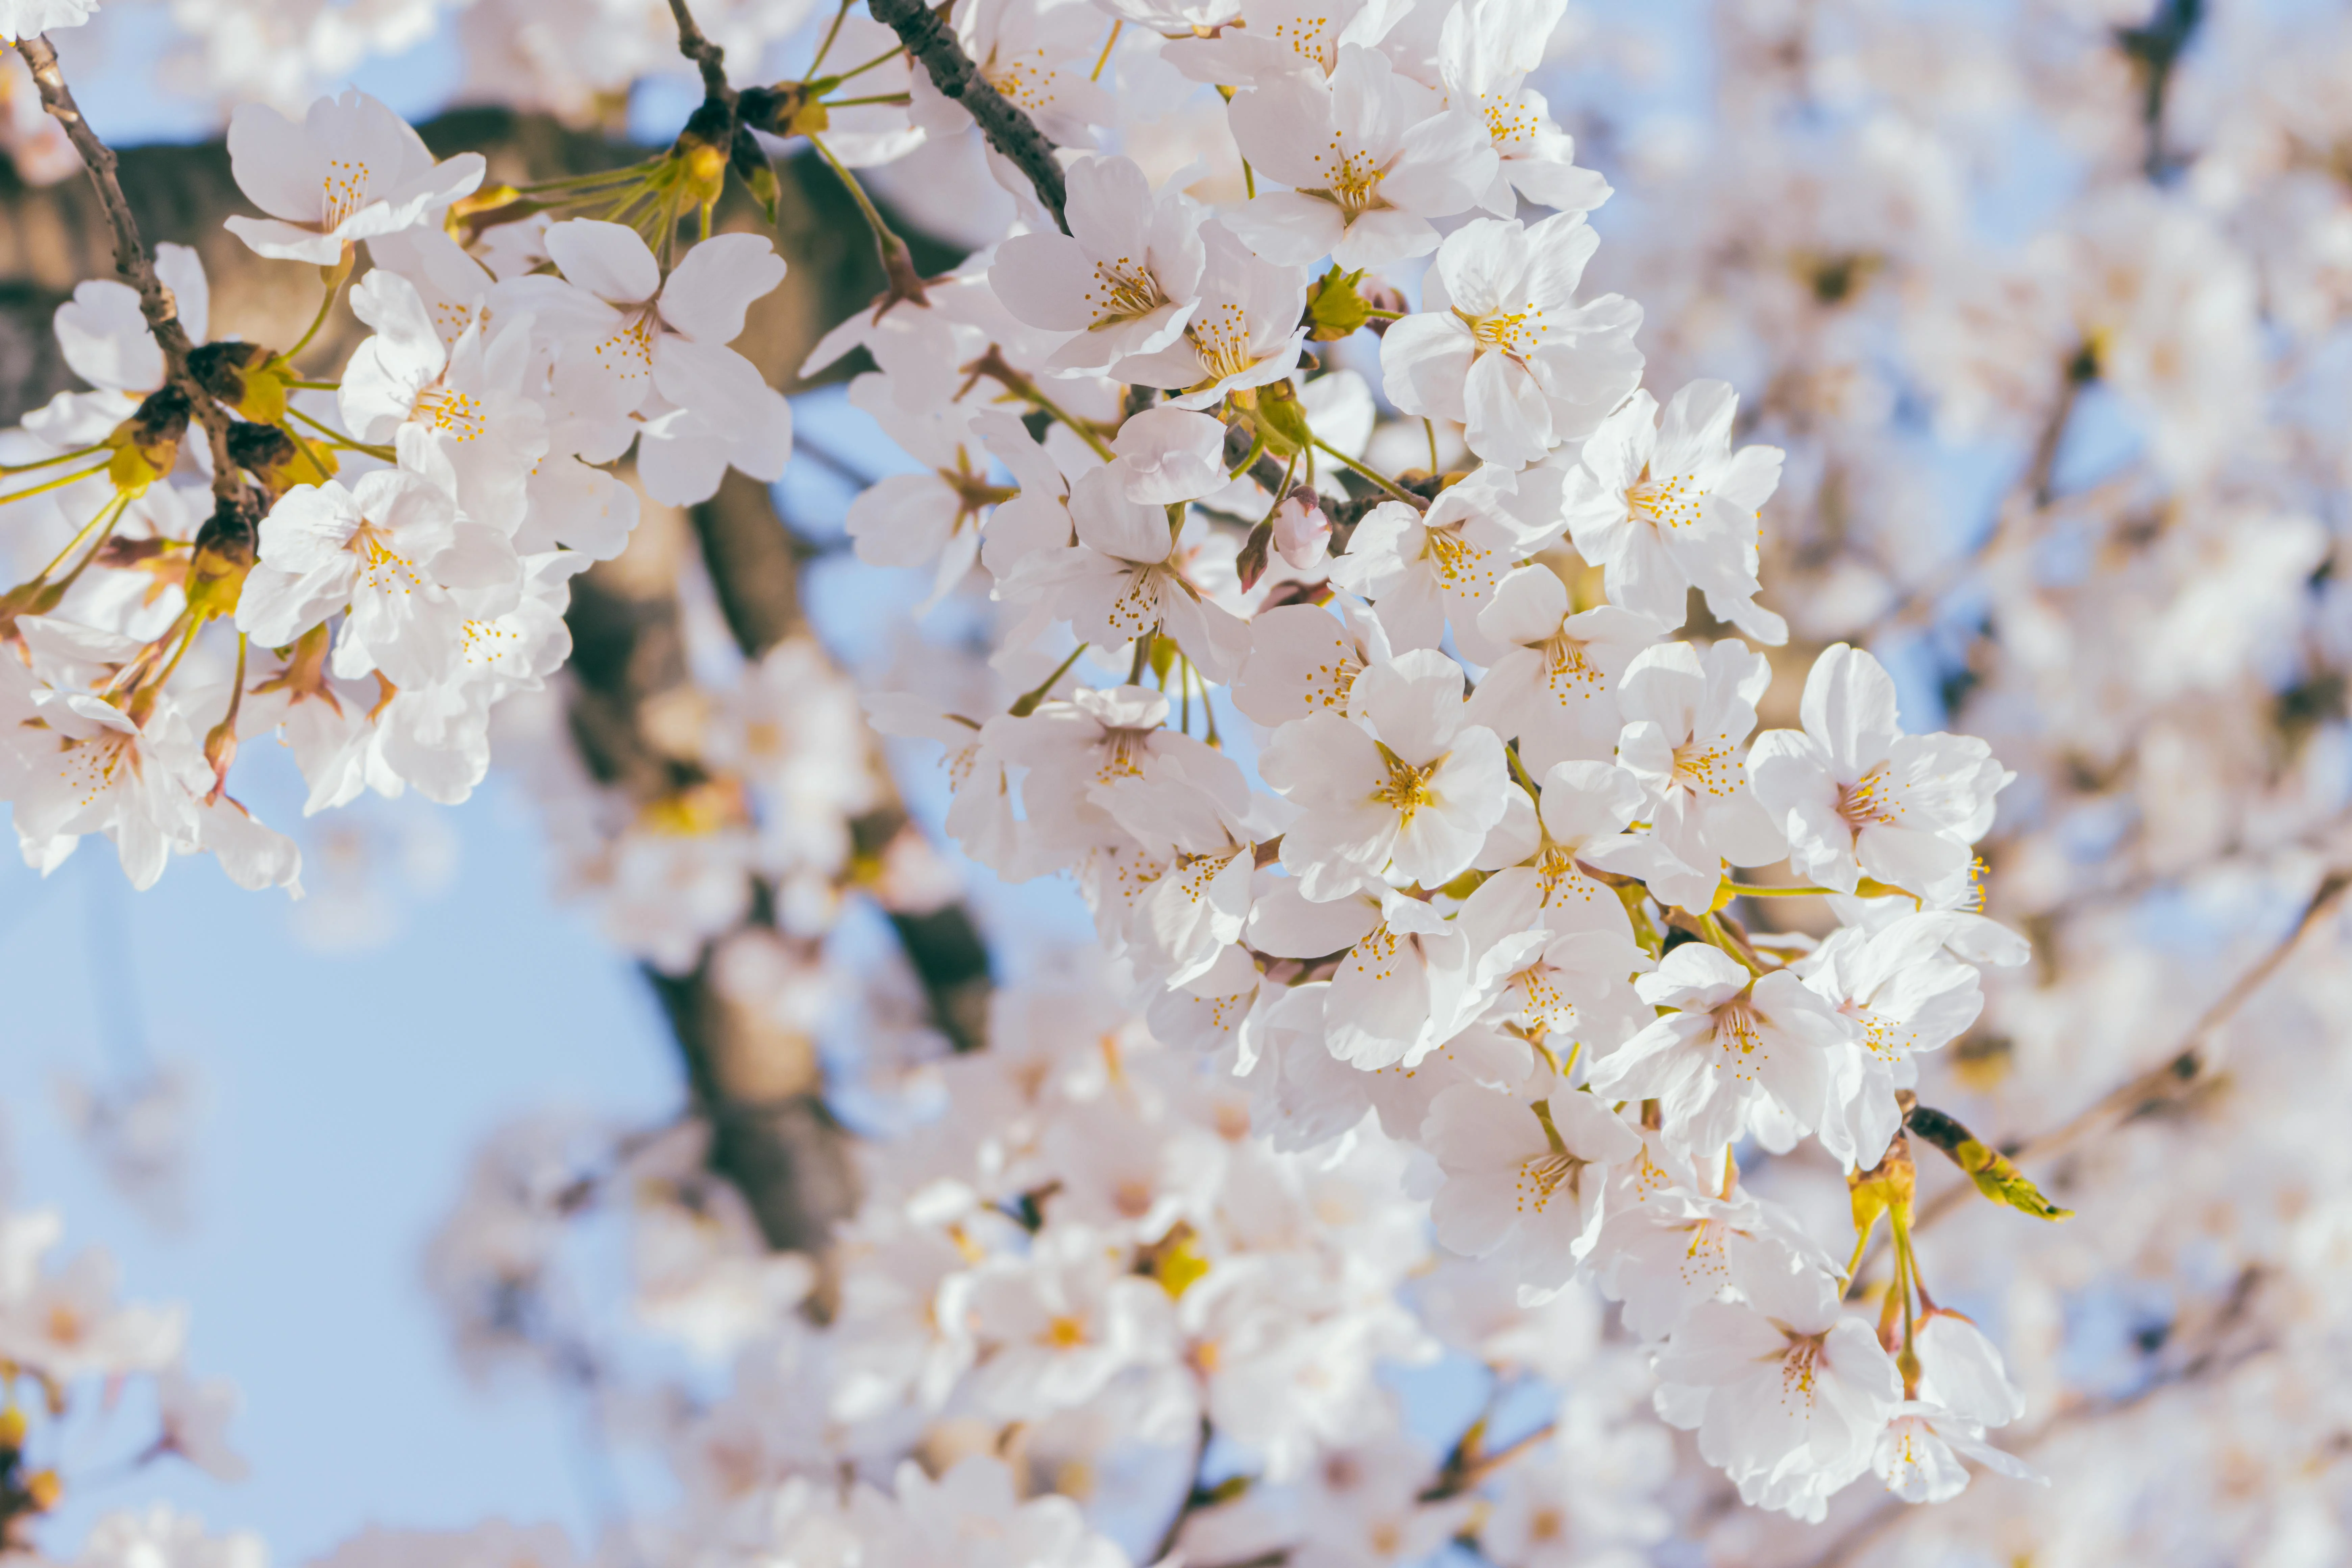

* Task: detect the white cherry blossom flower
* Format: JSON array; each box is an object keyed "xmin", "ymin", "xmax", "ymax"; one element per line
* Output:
[
  {"xmin": 1116, "ymin": 221, "xmax": 1308, "ymax": 409},
  {"xmin": 1328, "ymin": 467, "xmax": 1549, "ymax": 658},
  {"xmin": 1320, "ymin": 885, "xmax": 1540, "ymax": 1069},
  {"xmin": 1224, "ymin": 45, "xmax": 1495, "ymax": 270},
  {"xmin": 909, "ymin": 0, "xmax": 1114, "ymax": 151},
  {"xmin": 1585, "ymin": 944, "xmax": 1856, "ymax": 1159},
  {"xmin": 1586, "ymin": 640, "xmax": 1785, "ymax": 913},
  {"xmin": 1160, "ymin": 0, "xmax": 1407, "ymax": 87},
  {"xmin": 1005, "ymin": 465, "xmax": 1253, "ymax": 681},
  {"xmin": 1380, "ymin": 214, "xmax": 1642, "ymax": 467},
  {"xmin": 1652, "ymin": 1259, "xmax": 1901, "ymax": 1522},
  {"xmin": 514, "ymin": 221, "xmax": 788, "ymax": 438},
  {"xmin": 236, "ymin": 467, "xmax": 519, "ymax": 690},
  {"xmin": 339, "ymin": 269, "xmax": 548, "ymax": 532},
  {"xmin": 1467, "ymin": 569, "xmax": 1662, "ymax": 773},
  {"xmin": 1797, "ymin": 914, "xmax": 1986, "ymax": 1171},
  {"xmin": 1092, "ymin": 743, "xmax": 1291, "ymax": 983},
  {"xmin": 1561, "ymin": 382, "xmax": 1786, "ymax": 643},
  {"xmin": 224, "ymin": 90, "xmax": 485, "ymax": 264},
  {"xmin": 1260, "ymin": 647, "xmax": 1510, "ymax": 899},
  {"xmin": 155, "ymin": 1366, "xmax": 252, "ymax": 1482},
  {"xmin": 1439, "ymin": 0, "xmax": 1612, "ymax": 217},
  {"xmin": 1423, "ymin": 1074, "xmax": 1641, "ymax": 1302},
  {"xmin": 961, "ymin": 1228, "xmax": 1176, "ymax": 1419},
  {"xmin": 1232, "ymin": 598, "xmax": 1391, "ymax": 729},
  {"xmin": 991, "ymin": 155, "xmax": 1208, "ymax": 375},
  {"xmin": 1746, "ymin": 643, "xmax": 2012, "ymax": 908},
  {"xmin": 1593, "ymin": 1184, "xmax": 1833, "ymax": 1342}
]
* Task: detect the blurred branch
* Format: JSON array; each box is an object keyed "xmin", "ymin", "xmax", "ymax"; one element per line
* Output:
[
  {"xmin": 1912, "ymin": 866, "xmax": 2352, "ymax": 1236},
  {"xmin": 2115, "ymin": 0, "xmax": 2204, "ymax": 182}
]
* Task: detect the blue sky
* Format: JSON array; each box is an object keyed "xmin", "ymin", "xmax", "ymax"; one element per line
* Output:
[{"xmin": 1, "ymin": 773, "xmax": 681, "ymax": 1560}]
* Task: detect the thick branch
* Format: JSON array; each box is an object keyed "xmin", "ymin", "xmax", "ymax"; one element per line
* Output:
[
  {"xmin": 865, "ymin": 0, "xmax": 1070, "ymax": 232},
  {"xmin": 14, "ymin": 35, "xmax": 248, "ymax": 520},
  {"xmin": 691, "ymin": 472, "xmax": 994, "ymax": 1056}
]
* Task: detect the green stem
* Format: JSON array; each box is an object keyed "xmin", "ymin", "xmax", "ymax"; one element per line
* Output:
[
  {"xmin": 823, "ymin": 92, "xmax": 912, "ymax": 108},
  {"xmin": 808, "ymin": 0, "xmax": 854, "ymax": 73},
  {"xmin": 1505, "ymin": 742, "xmax": 1542, "ymax": 801},
  {"xmin": 1312, "ymin": 437, "xmax": 1418, "ymax": 505},
  {"xmin": 1719, "ymin": 881, "xmax": 1840, "ymax": 898},
  {"xmin": 828, "ymin": 42, "xmax": 906, "ymax": 85},
  {"xmin": 1228, "ymin": 429, "xmax": 1267, "ymax": 481},
  {"xmin": 0, "ymin": 442, "xmax": 103, "ymax": 477},
  {"xmin": 1007, "ymin": 642, "xmax": 1089, "ymax": 716},
  {"xmin": 514, "ymin": 161, "xmax": 660, "ymax": 195},
  {"xmin": 285, "ymin": 252, "xmax": 354, "ymax": 364},
  {"xmin": 31, "ymin": 489, "xmax": 129, "ymax": 582},
  {"xmin": 0, "ymin": 458, "xmax": 113, "ymax": 507}
]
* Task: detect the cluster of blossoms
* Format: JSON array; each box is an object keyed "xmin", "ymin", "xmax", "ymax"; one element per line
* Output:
[
  {"xmin": 0, "ymin": 1165, "xmax": 254, "ymax": 1560},
  {"xmin": 426, "ymin": 984, "xmax": 1673, "ymax": 1568},
  {"xmin": 0, "ymin": 74, "xmax": 805, "ymax": 890},
  {"xmin": 9, "ymin": 0, "xmax": 2352, "ymax": 1563}
]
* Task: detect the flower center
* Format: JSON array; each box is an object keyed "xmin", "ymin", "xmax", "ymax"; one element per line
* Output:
[
  {"xmin": 1712, "ymin": 995, "xmax": 1769, "ymax": 1085},
  {"xmin": 351, "ymin": 522, "xmax": 422, "ymax": 590},
  {"xmin": 1465, "ymin": 306, "xmax": 1543, "ymax": 358},
  {"xmin": 1626, "ymin": 467, "xmax": 1701, "ymax": 531},
  {"xmin": 1780, "ymin": 1331, "xmax": 1825, "ymax": 1403},
  {"xmin": 591, "ymin": 309, "xmax": 659, "ymax": 375},
  {"xmin": 1270, "ymin": 15, "xmax": 1339, "ymax": 71},
  {"xmin": 320, "ymin": 157, "xmax": 371, "ymax": 229},
  {"xmin": 413, "ymin": 386, "xmax": 487, "ymax": 442},
  {"xmin": 1516, "ymin": 1148, "xmax": 1587, "ymax": 1214},
  {"xmin": 1836, "ymin": 764, "xmax": 1898, "ymax": 829},
  {"xmin": 1084, "ymin": 259, "xmax": 1169, "ymax": 329},
  {"xmin": 1540, "ymin": 630, "xmax": 1603, "ymax": 694},
  {"xmin": 1189, "ymin": 299, "xmax": 1257, "ymax": 383},
  {"xmin": 1046, "ymin": 1314, "xmax": 1088, "ymax": 1348},
  {"xmin": 1420, "ymin": 526, "xmax": 1491, "ymax": 590},
  {"xmin": 1671, "ymin": 737, "xmax": 1737, "ymax": 795},
  {"xmin": 1370, "ymin": 746, "xmax": 1439, "ymax": 824},
  {"xmin": 1309, "ymin": 146, "xmax": 1387, "ymax": 220}
]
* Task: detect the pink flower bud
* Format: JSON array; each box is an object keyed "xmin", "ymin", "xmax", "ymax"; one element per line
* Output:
[{"xmin": 1273, "ymin": 485, "xmax": 1331, "ymax": 571}]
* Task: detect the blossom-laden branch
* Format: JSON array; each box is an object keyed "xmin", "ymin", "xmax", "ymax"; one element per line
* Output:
[
  {"xmin": 864, "ymin": 0, "xmax": 1068, "ymax": 232},
  {"xmin": 14, "ymin": 34, "xmax": 251, "ymax": 525}
]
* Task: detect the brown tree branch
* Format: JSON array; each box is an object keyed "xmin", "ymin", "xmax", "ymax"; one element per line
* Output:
[
  {"xmin": 864, "ymin": 0, "xmax": 1069, "ymax": 232},
  {"xmin": 666, "ymin": 0, "xmax": 736, "ymax": 106},
  {"xmin": 13, "ymin": 34, "xmax": 249, "ymax": 522}
]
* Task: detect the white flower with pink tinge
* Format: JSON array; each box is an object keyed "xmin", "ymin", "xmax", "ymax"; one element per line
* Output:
[
  {"xmin": 1560, "ymin": 381, "xmax": 1787, "ymax": 644},
  {"xmin": 1423, "ymin": 1072, "xmax": 1642, "ymax": 1303},
  {"xmin": 1747, "ymin": 642, "xmax": 2013, "ymax": 909},
  {"xmin": 224, "ymin": 89, "xmax": 485, "ymax": 265},
  {"xmin": 1584, "ymin": 943, "xmax": 1855, "ymax": 1160},
  {"xmin": 1652, "ymin": 1257, "xmax": 1901, "ymax": 1522}
]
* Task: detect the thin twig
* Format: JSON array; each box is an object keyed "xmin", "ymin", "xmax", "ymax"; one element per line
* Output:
[
  {"xmin": 15, "ymin": 35, "xmax": 249, "ymax": 522},
  {"xmin": 1912, "ymin": 867, "xmax": 2352, "ymax": 1236},
  {"xmin": 665, "ymin": 0, "xmax": 736, "ymax": 105}
]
